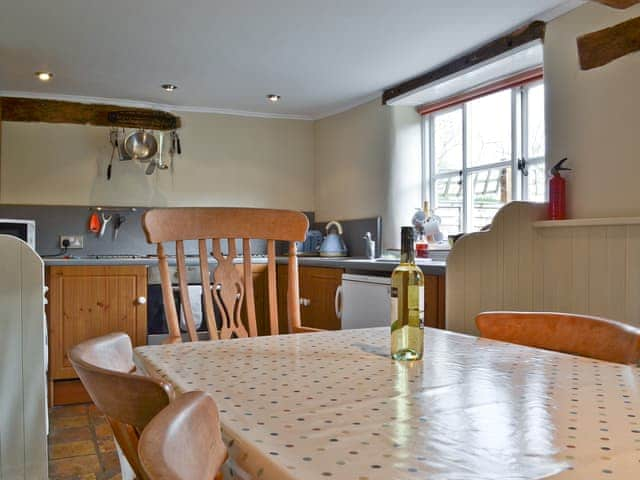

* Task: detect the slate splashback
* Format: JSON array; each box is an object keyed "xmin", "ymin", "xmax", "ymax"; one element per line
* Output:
[
  {"xmin": 312, "ymin": 217, "xmax": 382, "ymax": 258},
  {"xmin": 0, "ymin": 205, "xmax": 323, "ymax": 257}
]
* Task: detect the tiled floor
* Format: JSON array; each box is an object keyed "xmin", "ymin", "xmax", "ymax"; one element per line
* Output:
[{"xmin": 48, "ymin": 404, "xmax": 122, "ymax": 480}]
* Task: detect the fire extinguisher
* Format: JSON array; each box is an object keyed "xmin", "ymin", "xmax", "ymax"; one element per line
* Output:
[{"xmin": 548, "ymin": 158, "xmax": 571, "ymax": 220}]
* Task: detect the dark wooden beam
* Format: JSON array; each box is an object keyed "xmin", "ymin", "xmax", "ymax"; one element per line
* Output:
[
  {"xmin": 382, "ymin": 21, "xmax": 546, "ymax": 105},
  {"xmin": 578, "ymin": 16, "xmax": 640, "ymax": 70},
  {"xmin": 0, "ymin": 97, "xmax": 181, "ymax": 130},
  {"xmin": 591, "ymin": 0, "xmax": 640, "ymax": 9}
]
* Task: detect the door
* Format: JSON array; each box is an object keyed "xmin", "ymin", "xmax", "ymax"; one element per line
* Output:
[
  {"xmin": 48, "ymin": 266, "xmax": 147, "ymax": 380},
  {"xmin": 299, "ymin": 266, "xmax": 343, "ymax": 330},
  {"xmin": 341, "ymin": 274, "xmax": 391, "ymax": 330}
]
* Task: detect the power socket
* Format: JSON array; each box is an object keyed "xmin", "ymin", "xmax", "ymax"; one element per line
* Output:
[{"xmin": 60, "ymin": 235, "xmax": 84, "ymax": 249}]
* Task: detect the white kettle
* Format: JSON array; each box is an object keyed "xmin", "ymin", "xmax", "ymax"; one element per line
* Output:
[{"xmin": 319, "ymin": 221, "xmax": 348, "ymax": 257}]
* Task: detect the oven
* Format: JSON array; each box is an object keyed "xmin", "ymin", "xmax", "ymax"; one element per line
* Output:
[{"xmin": 147, "ymin": 263, "xmax": 217, "ymax": 344}]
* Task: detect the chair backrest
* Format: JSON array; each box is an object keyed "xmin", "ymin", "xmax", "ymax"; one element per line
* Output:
[
  {"xmin": 138, "ymin": 391, "xmax": 227, "ymax": 480},
  {"xmin": 69, "ymin": 333, "xmax": 175, "ymax": 480},
  {"xmin": 143, "ymin": 207, "xmax": 312, "ymax": 343},
  {"xmin": 476, "ymin": 311, "xmax": 640, "ymax": 364}
]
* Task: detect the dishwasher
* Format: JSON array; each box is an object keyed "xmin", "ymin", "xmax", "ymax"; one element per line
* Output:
[{"xmin": 337, "ymin": 273, "xmax": 391, "ymax": 330}]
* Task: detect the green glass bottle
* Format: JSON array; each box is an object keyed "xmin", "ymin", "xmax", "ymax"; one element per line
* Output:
[{"xmin": 390, "ymin": 227, "xmax": 425, "ymax": 361}]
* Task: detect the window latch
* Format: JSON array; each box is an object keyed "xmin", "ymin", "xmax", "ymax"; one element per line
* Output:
[{"xmin": 517, "ymin": 159, "xmax": 528, "ymax": 177}]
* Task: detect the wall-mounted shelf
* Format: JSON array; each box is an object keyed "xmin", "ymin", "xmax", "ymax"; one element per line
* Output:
[{"xmin": 533, "ymin": 217, "xmax": 640, "ymax": 228}]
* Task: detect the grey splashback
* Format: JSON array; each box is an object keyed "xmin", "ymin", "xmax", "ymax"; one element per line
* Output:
[
  {"xmin": 0, "ymin": 205, "xmax": 279, "ymax": 257},
  {"xmin": 313, "ymin": 217, "xmax": 382, "ymax": 258}
]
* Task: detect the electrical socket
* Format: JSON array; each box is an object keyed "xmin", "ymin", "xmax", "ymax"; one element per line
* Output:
[{"xmin": 60, "ymin": 235, "xmax": 84, "ymax": 249}]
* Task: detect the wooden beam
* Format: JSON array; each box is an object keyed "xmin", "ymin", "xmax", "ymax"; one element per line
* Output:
[
  {"xmin": 0, "ymin": 97, "xmax": 181, "ymax": 130},
  {"xmin": 577, "ymin": 16, "xmax": 640, "ymax": 70},
  {"xmin": 591, "ymin": 0, "xmax": 640, "ymax": 9},
  {"xmin": 382, "ymin": 21, "xmax": 546, "ymax": 105}
]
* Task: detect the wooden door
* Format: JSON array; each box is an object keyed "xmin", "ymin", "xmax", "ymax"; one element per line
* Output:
[
  {"xmin": 48, "ymin": 266, "xmax": 147, "ymax": 380},
  {"xmin": 299, "ymin": 266, "xmax": 343, "ymax": 331}
]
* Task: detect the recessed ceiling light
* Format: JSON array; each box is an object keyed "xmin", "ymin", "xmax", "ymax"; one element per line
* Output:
[
  {"xmin": 161, "ymin": 83, "xmax": 178, "ymax": 92},
  {"xmin": 35, "ymin": 71, "xmax": 53, "ymax": 82},
  {"xmin": 266, "ymin": 94, "xmax": 281, "ymax": 103}
]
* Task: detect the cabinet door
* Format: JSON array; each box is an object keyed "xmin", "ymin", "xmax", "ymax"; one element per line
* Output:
[
  {"xmin": 48, "ymin": 266, "xmax": 147, "ymax": 380},
  {"xmin": 300, "ymin": 266, "xmax": 343, "ymax": 330}
]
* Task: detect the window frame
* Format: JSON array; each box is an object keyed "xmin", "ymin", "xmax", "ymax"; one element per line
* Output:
[{"xmin": 423, "ymin": 79, "xmax": 545, "ymax": 234}]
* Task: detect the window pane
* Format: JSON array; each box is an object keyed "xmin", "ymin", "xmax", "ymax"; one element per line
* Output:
[
  {"xmin": 527, "ymin": 84, "xmax": 545, "ymax": 158},
  {"xmin": 468, "ymin": 90, "xmax": 512, "ymax": 167},
  {"xmin": 527, "ymin": 161, "xmax": 546, "ymax": 203},
  {"xmin": 470, "ymin": 167, "xmax": 512, "ymax": 231},
  {"xmin": 434, "ymin": 176, "xmax": 463, "ymax": 235},
  {"xmin": 434, "ymin": 109, "xmax": 462, "ymax": 174}
]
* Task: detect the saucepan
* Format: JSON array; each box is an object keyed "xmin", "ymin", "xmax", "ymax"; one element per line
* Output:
[{"xmin": 124, "ymin": 130, "xmax": 158, "ymax": 161}]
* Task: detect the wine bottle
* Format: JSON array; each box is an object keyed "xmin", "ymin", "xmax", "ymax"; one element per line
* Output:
[{"xmin": 390, "ymin": 227, "xmax": 425, "ymax": 361}]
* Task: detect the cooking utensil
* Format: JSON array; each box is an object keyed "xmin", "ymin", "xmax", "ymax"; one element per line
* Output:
[
  {"xmin": 320, "ymin": 220, "xmax": 348, "ymax": 257},
  {"xmin": 113, "ymin": 214, "xmax": 126, "ymax": 240},
  {"xmin": 89, "ymin": 212, "xmax": 101, "ymax": 233},
  {"xmin": 107, "ymin": 129, "xmax": 118, "ymax": 180},
  {"xmin": 99, "ymin": 213, "xmax": 112, "ymax": 238},
  {"xmin": 118, "ymin": 128, "xmax": 132, "ymax": 161},
  {"xmin": 124, "ymin": 130, "xmax": 158, "ymax": 161},
  {"xmin": 145, "ymin": 160, "xmax": 157, "ymax": 175}
]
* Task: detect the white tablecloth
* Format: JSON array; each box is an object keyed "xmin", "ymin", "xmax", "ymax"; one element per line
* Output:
[{"xmin": 135, "ymin": 327, "xmax": 640, "ymax": 479}]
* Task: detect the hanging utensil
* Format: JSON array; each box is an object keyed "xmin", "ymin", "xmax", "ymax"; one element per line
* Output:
[
  {"xmin": 89, "ymin": 212, "xmax": 101, "ymax": 234},
  {"xmin": 113, "ymin": 214, "xmax": 126, "ymax": 240},
  {"xmin": 124, "ymin": 130, "xmax": 158, "ymax": 161},
  {"xmin": 99, "ymin": 213, "xmax": 112, "ymax": 238},
  {"xmin": 107, "ymin": 129, "xmax": 118, "ymax": 180},
  {"xmin": 145, "ymin": 159, "xmax": 157, "ymax": 175},
  {"xmin": 118, "ymin": 128, "xmax": 132, "ymax": 161},
  {"xmin": 156, "ymin": 132, "xmax": 168, "ymax": 170}
]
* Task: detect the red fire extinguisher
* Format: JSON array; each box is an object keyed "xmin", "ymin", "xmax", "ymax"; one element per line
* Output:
[{"xmin": 548, "ymin": 158, "xmax": 571, "ymax": 220}]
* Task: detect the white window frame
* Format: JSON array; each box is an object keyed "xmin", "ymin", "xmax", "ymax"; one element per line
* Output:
[{"xmin": 423, "ymin": 80, "xmax": 545, "ymax": 234}]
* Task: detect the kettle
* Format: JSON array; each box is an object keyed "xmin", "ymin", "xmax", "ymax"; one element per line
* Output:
[{"xmin": 319, "ymin": 220, "xmax": 348, "ymax": 257}]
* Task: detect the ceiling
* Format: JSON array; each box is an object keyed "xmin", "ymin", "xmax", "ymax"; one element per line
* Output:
[{"xmin": 0, "ymin": 0, "xmax": 579, "ymax": 120}]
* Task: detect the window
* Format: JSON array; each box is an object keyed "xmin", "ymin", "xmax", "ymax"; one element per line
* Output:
[{"xmin": 424, "ymin": 80, "xmax": 546, "ymax": 235}]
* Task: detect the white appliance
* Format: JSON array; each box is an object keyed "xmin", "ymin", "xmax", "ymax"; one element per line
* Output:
[
  {"xmin": 338, "ymin": 274, "xmax": 391, "ymax": 330},
  {"xmin": 0, "ymin": 219, "xmax": 36, "ymax": 250}
]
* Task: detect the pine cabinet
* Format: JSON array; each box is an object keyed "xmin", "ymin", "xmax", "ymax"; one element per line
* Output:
[{"xmin": 47, "ymin": 266, "xmax": 147, "ymax": 382}]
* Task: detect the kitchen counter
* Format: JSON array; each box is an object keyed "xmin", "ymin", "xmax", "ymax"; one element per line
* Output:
[
  {"xmin": 43, "ymin": 255, "xmax": 446, "ymax": 275},
  {"xmin": 277, "ymin": 256, "xmax": 446, "ymax": 275}
]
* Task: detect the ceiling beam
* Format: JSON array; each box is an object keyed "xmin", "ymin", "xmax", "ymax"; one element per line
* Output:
[
  {"xmin": 590, "ymin": 0, "xmax": 640, "ymax": 8},
  {"xmin": 0, "ymin": 97, "xmax": 181, "ymax": 130},
  {"xmin": 382, "ymin": 21, "xmax": 546, "ymax": 105},
  {"xmin": 577, "ymin": 16, "xmax": 640, "ymax": 70}
]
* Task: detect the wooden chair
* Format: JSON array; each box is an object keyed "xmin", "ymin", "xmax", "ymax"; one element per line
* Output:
[
  {"xmin": 476, "ymin": 311, "xmax": 640, "ymax": 364},
  {"xmin": 69, "ymin": 333, "xmax": 175, "ymax": 480},
  {"xmin": 142, "ymin": 207, "xmax": 316, "ymax": 343},
  {"xmin": 138, "ymin": 391, "xmax": 227, "ymax": 480}
]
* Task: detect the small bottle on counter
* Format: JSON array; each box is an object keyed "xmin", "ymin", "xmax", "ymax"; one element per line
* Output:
[{"xmin": 390, "ymin": 227, "xmax": 425, "ymax": 361}]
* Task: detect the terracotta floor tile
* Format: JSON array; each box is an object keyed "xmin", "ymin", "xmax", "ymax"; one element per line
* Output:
[
  {"xmin": 49, "ymin": 440, "xmax": 97, "ymax": 460},
  {"xmin": 49, "ymin": 454, "xmax": 100, "ymax": 477},
  {"xmin": 77, "ymin": 474, "xmax": 97, "ymax": 480},
  {"xmin": 51, "ymin": 404, "xmax": 89, "ymax": 418},
  {"xmin": 52, "ymin": 414, "xmax": 90, "ymax": 430},
  {"xmin": 100, "ymin": 451, "xmax": 121, "ymax": 472},
  {"xmin": 49, "ymin": 426, "xmax": 93, "ymax": 443},
  {"xmin": 97, "ymin": 436, "xmax": 116, "ymax": 454},
  {"xmin": 94, "ymin": 422, "xmax": 113, "ymax": 438}
]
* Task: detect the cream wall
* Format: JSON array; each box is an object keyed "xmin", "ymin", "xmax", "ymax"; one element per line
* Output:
[
  {"xmin": 0, "ymin": 112, "xmax": 315, "ymax": 210},
  {"xmin": 545, "ymin": 2, "xmax": 640, "ymax": 219},
  {"xmin": 314, "ymin": 99, "xmax": 422, "ymax": 249}
]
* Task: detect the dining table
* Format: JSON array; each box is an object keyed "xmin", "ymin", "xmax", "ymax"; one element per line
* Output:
[{"xmin": 134, "ymin": 327, "xmax": 640, "ymax": 480}]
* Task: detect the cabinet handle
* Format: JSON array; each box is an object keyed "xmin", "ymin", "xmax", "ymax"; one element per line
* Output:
[
  {"xmin": 334, "ymin": 286, "xmax": 343, "ymax": 320},
  {"xmin": 299, "ymin": 297, "xmax": 310, "ymax": 307},
  {"xmin": 136, "ymin": 296, "xmax": 147, "ymax": 305}
]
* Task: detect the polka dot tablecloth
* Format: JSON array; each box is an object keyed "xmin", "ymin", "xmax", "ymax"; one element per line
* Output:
[{"xmin": 135, "ymin": 327, "xmax": 640, "ymax": 480}]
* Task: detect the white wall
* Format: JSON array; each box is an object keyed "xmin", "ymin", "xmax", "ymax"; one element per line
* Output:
[
  {"xmin": 314, "ymin": 99, "xmax": 422, "ymax": 249},
  {"xmin": 0, "ymin": 112, "xmax": 315, "ymax": 210},
  {"xmin": 545, "ymin": 2, "xmax": 640, "ymax": 219}
]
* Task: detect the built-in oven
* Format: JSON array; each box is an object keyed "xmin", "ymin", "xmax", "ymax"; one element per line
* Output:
[
  {"xmin": 146, "ymin": 263, "xmax": 216, "ymax": 344},
  {"xmin": 0, "ymin": 219, "xmax": 36, "ymax": 250}
]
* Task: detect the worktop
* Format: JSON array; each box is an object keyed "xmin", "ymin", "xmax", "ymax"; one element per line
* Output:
[{"xmin": 42, "ymin": 255, "xmax": 446, "ymax": 275}]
